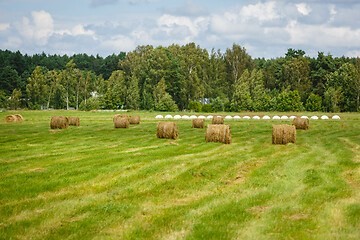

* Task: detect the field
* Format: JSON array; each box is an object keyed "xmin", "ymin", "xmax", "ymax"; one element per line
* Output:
[{"xmin": 0, "ymin": 110, "xmax": 360, "ymax": 239}]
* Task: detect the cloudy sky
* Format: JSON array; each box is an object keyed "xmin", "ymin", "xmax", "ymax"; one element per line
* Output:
[{"xmin": 1, "ymin": 0, "xmax": 360, "ymax": 58}]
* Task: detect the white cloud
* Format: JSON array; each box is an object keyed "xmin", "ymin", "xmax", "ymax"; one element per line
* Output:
[
  {"xmin": 3, "ymin": 37, "xmax": 22, "ymax": 49},
  {"xmin": 157, "ymin": 14, "xmax": 209, "ymax": 37},
  {"xmin": 0, "ymin": 23, "xmax": 10, "ymax": 31},
  {"xmin": 101, "ymin": 35, "xmax": 136, "ymax": 52},
  {"xmin": 296, "ymin": 3, "xmax": 312, "ymax": 16},
  {"xmin": 17, "ymin": 10, "xmax": 54, "ymax": 45},
  {"xmin": 285, "ymin": 20, "xmax": 360, "ymax": 48},
  {"xmin": 240, "ymin": 1, "xmax": 280, "ymax": 22},
  {"xmin": 346, "ymin": 50, "xmax": 360, "ymax": 58}
]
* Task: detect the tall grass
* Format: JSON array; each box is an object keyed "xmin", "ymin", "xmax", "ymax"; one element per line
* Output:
[{"xmin": 0, "ymin": 110, "xmax": 359, "ymax": 239}]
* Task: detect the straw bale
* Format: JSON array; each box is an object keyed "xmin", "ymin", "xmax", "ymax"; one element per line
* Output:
[
  {"xmin": 272, "ymin": 125, "xmax": 296, "ymax": 144},
  {"xmin": 50, "ymin": 116, "xmax": 69, "ymax": 129},
  {"xmin": 205, "ymin": 124, "xmax": 232, "ymax": 144},
  {"xmin": 129, "ymin": 115, "xmax": 140, "ymax": 124},
  {"xmin": 5, "ymin": 115, "xmax": 17, "ymax": 122},
  {"xmin": 292, "ymin": 117, "xmax": 309, "ymax": 130},
  {"xmin": 114, "ymin": 117, "xmax": 130, "ymax": 128},
  {"xmin": 212, "ymin": 116, "xmax": 224, "ymax": 124},
  {"xmin": 114, "ymin": 114, "xmax": 129, "ymax": 120},
  {"xmin": 14, "ymin": 114, "xmax": 24, "ymax": 122},
  {"xmin": 68, "ymin": 117, "xmax": 80, "ymax": 126},
  {"xmin": 192, "ymin": 119, "xmax": 205, "ymax": 128},
  {"xmin": 157, "ymin": 122, "xmax": 178, "ymax": 140}
]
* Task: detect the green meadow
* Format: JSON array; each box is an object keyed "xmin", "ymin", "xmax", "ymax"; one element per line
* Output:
[{"xmin": 0, "ymin": 110, "xmax": 359, "ymax": 239}]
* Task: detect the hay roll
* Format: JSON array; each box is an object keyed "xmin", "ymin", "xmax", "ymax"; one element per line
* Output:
[
  {"xmin": 205, "ymin": 124, "xmax": 232, "ymax": 144},
  {"xmin": 129, "ymin": 115, "xmax": 140, "ymax": 124},
  {"xmin": 5, "ymin": 115, "xmax": 17, "ymax": 122},
  {"xmin": 192, "ymin": 119, "xmax": 205, "ymax": 128},
  {"xmin": 50, "ymin": 116, "xmax": 69, "ymax": 129},
  {"xmin": 14, "ymin": 114, "xmax": 24, "ymax": 122},
  {"xmin": 68, "ymin": 117, "xmax": 80, "ymax": 126},
  {"xmin": 272, "ymin": 125, "xmax": 296, "ymax": 144},
  {"xmin": 212, "ymin": 116, "xmax": 224, "ymax": 124},
  {"xmin": 114, "ymin": 114, "xmax": 129, "ymax": 120},
  {"xmin": 114, "ymin": 117, "xmax": 130, "ymax": 128},
  {"xmin": 292, "ymin": 117, "xmax": 309, "ymax": 130},
  {"xmin": 157, "ymin": 122, "xmax": 178, "ymax": 140}
]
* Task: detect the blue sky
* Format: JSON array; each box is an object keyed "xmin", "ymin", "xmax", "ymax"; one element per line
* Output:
[{"xmin": 1, "ymin": 0, "xmax": 360, "ymax": 58}]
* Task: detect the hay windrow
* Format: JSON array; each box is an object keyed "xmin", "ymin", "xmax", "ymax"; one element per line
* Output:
[
  {"xmin": 272, "ymin": 125, "xmax": 296, "ymax": 144},
  {"xmin": 292, "ymin": 117, "xmax": 309, "ymax": 130},
  {"xmin": 50, "ymin": 116, "xmax": 69, "ymax": 129},
  {"xmin": 192, "ymin": 119, "xmax": 205, "ymax": 128},
  {"xmin": 205, "ymin": 124, "xmax": 232, "ymax": 144},
  {"xmin": 114, "ymin": 117, "xmax": 130, "ymax": 128},
  {"xmin": 68, "ymin": 117, "xmax": 80, "ymax": 126},
  {"xmin": 129, "ymin": 115, "xmax": 140, "ymax": 124},
  {"xmin": 157, "ymin": 122, "xmax": 178, "ymax": 140},
  {"xmin": 212, "ymin": 116, "xmax": 224, "ymax": 124}
]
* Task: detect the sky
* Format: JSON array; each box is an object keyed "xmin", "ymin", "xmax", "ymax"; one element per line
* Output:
[{"xmin": 1, "ymin": 0, "xmax": 360, "ymax": 59}]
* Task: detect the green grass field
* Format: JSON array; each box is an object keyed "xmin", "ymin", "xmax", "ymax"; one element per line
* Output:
[{"xmin": 0, "ymin": 110, "xmax": 359, "ymax": 239}]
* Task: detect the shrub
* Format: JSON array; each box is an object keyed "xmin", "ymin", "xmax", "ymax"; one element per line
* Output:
[
  {"xmin": 188, "ymin": 101, "xmax": 202, "ymax": 112},
  {"xmin": 79, "ymin": 97, "xmax": 101, "ymax": 111},
  {"xmin": 306, "ymin": 93, "xmax": 323, "ymax": 112},
  {"xmin": 277, "ymin": 90, "xmax": 302, "ymax": 112},
  {"xmin": 202, "ymin": 104, "xmax": 213, "ymax": 113}
]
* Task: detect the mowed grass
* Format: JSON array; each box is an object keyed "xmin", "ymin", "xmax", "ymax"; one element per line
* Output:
[{"xmin": 0, "ymin": 110, "xmax": 359, "ymax": 239}]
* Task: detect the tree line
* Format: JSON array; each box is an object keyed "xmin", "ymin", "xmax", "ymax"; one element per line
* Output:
[{"xmin": 1, "ymin": 44, "xmax": 359, "ymax": 112}]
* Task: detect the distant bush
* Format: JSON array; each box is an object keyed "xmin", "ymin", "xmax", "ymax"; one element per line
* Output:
[
  {"xmin": 306, "ymin": 93, "xmax": 323, "ymax": 112},
  {"xmin": 79, "ymin": 97, "xmax": 101, "ymax": 111},
  {"xmin": 201, "ymin": 104, "xmax": 212, "ymax": 113},
  {"xmin": 188, "ymin": 101, "xmax": 202, "ymax": 112},
  {"xmin": 277, "ymin": 90, "xmax": 302, "ymax": 112}
]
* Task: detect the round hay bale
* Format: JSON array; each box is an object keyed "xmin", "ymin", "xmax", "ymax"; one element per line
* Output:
[
  {"xmin": 129, "ymin": 115, "xmax": 140, "ymax": 124},
  {"xmin": 243, "ymin": 116, "xmax": 251, "ymax": 119},
  {"xmin": 332, "ymin": 115, "xmax": 340, "ymax": 119},
  {"xmin": 157, "ymin": 122, "xmax": 178, "ymax": 140},
  {"xmin": 114, "ymin": 116, "xmax": 130, "ymax": 128},
  {"xmin": 68, "ymin": 116, "xmax": 80, "ymax": 126},
  {"xmin": 192, "ymin": 119, "xmax": 205, "ymax": 128},
  {"xmin": 205, "ymin": 124, "xmax": 232, "ymax": 144},
  {"xmin": 292, "ymin": 117, "xmax": 309, "ymax": 130},
  {"xmin": 272, "ymin": 125, "xmax": 296, "ymax": 145},
  {"xmin": 114, "ymin": 114, "xmax": 129, "ymax": 120},
  {"xmin": 5, "ymin": 115, "xmax": 17, "ymax": 122},
  {"xmin": 233, "ymin": 116, "xmax": 241, "ymax": 119},
  {"xmin": 174, "ymin": 115, "xmax": 182, "ymax": 119},
  {"xmin": 14, "ymin": 114, "xmax": 24, "ymax": 122},
  {"xmin": 212, "ymin": 116, "xmax": 224, "ymax": 124},
  {"xmin": 50, "ymin": 116, "xmax": 69, "ymax": 129},
  {"xmin": 155, "ymin": 115, "xmax": 164, "ymax": 119},
  {"xmin": 263, "ymin": 115, "xmax": 271, "ymax": 120}
]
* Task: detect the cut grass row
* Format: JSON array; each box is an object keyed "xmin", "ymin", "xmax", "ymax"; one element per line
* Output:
[{"xmin": 0, "ymin": 110, "xmax": 359, "ymax": 239}]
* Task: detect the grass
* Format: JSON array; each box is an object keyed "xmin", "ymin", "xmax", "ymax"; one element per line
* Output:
[{"xmin": 0, "ymin": 110, "xmax": 359, "ymax": 239}]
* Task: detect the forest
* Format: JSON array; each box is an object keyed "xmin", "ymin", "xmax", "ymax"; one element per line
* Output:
[{"xmin": 1, "ymin": 43, "xmax": 359, "ymax": 112}]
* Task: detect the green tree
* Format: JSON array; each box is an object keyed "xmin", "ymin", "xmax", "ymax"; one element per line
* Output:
[
  {"xmin": 63, "ymin": 60, "xmax": 76, "ymax": 110},
  {"xmin": 103, "ymin": 70, "xmax": 127, "ymax": 109},
  {"xmin": 323, "ymin": 87, "xmax": 342, "ymax": 112},
  {"xmin": 225, "ymin": 43, "xmax": 255, "ymax": 99},
  {"xmin": 126, "ymin": 75, "xmax": 140, "ymax": 110},
  {"xmin": 282, "ymin": 56, "xmax": 311, "ymax": 102},
  {"xmin": 8, "ymin": 89, "xmax": 22, "ymax": 110},
  {"xmin": 231, "ymin": 70, "xmax": 253, "ymax": 111},
  {"xmin": 26, "ymin": 66, "xmax": 48, "ymax": 109},
  {"xmin": 306, "ymin": 93, "xmax": 323, "ymax": 112},
  {"xmin": 188, "ymin": 101, "xmax": 202, "ymax": 112},
  {"xmin": 277, "ymin": 90, "xmax": 302, "ymax": 112},
  {"xmin": 0, "ymin": 90, "xmax": 7, "ymax": 108},
  {"xmin": 154, "ymin": 78, "xmax": 178, "ymax": 111}
]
